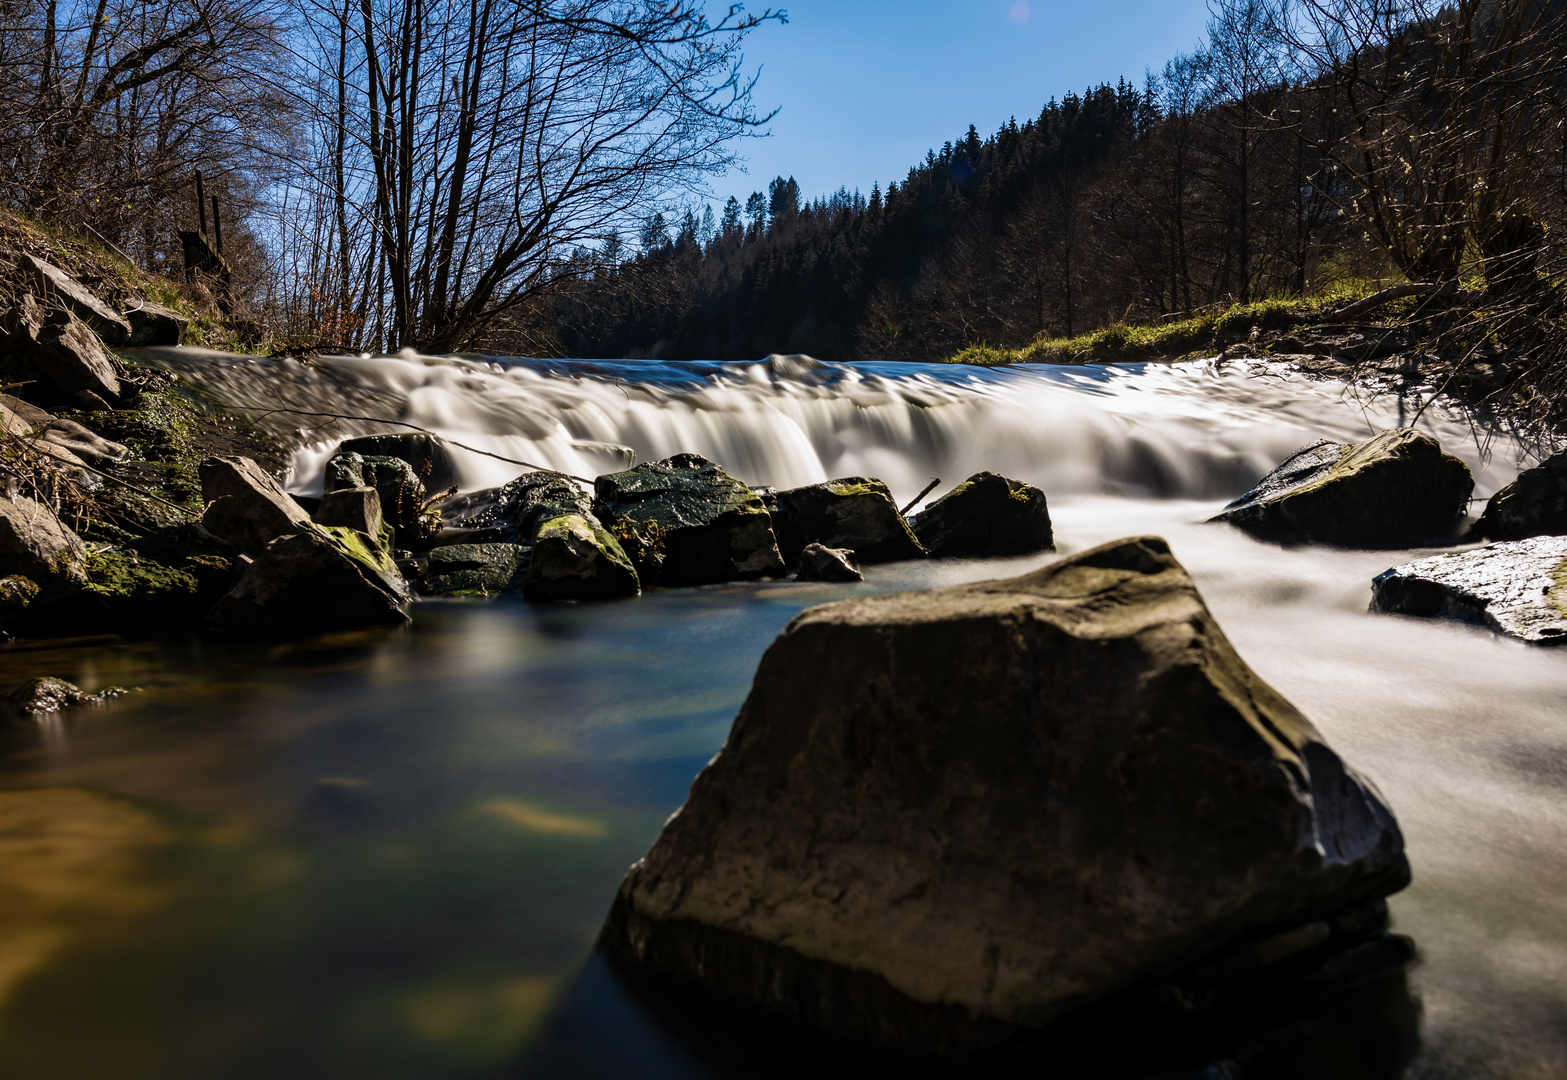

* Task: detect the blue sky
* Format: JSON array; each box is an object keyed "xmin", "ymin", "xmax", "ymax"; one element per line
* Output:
[{"xmin": 705, "ymin": 0, "xmax": 1214, "ymax": 212}]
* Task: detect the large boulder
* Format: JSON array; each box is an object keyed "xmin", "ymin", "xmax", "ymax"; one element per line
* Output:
[
  {"xmin": 1213, "ymin": 429, "xmax": 1473, "ymax": 548},
  {"xmin": 1473, "ymin": 449, "xmax": 1567, "ymax": 541},
  {"xmin": 23, "ymin": 254, "xmax": 131, "ymax": 345},
  {"xmin": 423, "ymin": 542, "xmax": 530, "ymax": 597},
  {"xmin": 324, "ymin": 452, "xmax": 437, "ymax": 547},
  {"xmin": 334, "ymin": 433, "xmax": 461, "ymax": 492},
  {"xmin": 765, "ymin": 478, "xmax": 925, "ymax": 564},
  {"xmin": 593, "ymin": 453, "xmax": 784, "ymax": 586},
  {"xmin": 2, "ymin": 293, "xmax": 121, "ymax": 407},
  {"xmin": 599, "ymin": 537, "xmax": 1408, "ymax": 1059},
  {"xmin": 200, "ymin": 455, "xmax": 314, "ymax": 556},
  {"xmin": 522, "ymin": 515, "xmax": 640, "ymax": 602},
  {"xmin": 1370, "ymin": 535, "xmax": 1567, "ymax": 645},
  {"xmin": 0, "ymin": 495, "xmax": 87, "ymax": 587},
  {"xmin": 209, "ymin": 525, "xmax": 410, "ymax": 635},
  {"xmin": 911, "ymin": 472, "xmax": 1054, "ymax": 558},
  {"xmin": 125, "ymin": 301, "xmax": 189, "ymax": 347}
]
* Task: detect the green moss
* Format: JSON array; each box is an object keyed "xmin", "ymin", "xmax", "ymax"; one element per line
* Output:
[
  {"xmin": 321, "ymin": 525, "xmax": 401, "ymax": 580},
  {"xmin": 83, "ymin": 549, "xmax": 199, "ymax": 604}
]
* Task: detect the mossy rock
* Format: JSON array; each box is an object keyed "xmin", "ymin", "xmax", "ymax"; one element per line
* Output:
[
  {"xmin": 326, "ymin": 452, "xmax": 440, "ymax": 548},
  {"xmin": 209, "ymin": 525, "xmax": 410, "ymax": 636},
  {"xmin": 768, "ymin": 477, "xmax": 926, "ymax": 564},
  {"xmin": 594, "ymin": 454, "xmax": 784, "ymax": 587},
  {"xmin": 21, "ymin": 547, "xmax": 202, "ymax": 636},
  {"xmin": 912, "ymin": 472, "xmax": 1054, "ymax": 558},
  {"xmin": 523, "ymin": 515, "xmax": 639, "ymax": 602},
  {"xmin": 1214, "ymin": 429, "xmax": 1473, "ymax": 548}
]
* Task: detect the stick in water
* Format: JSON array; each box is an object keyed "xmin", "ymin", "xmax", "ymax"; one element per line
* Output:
[{"xmin": 899, "ymin": 477, "xmax": 941, "ymax": 517}]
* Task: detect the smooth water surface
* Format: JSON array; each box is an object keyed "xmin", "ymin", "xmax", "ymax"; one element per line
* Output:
[{"xmin": 1, "ymin": 354, "xmax": 1563, "ymax": 1078}]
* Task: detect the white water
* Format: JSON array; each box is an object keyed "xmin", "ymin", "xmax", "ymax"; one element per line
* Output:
[{"xmin": 143, "ymin": 347, "xmax": 1567, "ymax": 1075}]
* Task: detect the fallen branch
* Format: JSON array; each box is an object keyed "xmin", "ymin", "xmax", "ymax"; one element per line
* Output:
[
  {"xmin": 1325, "ymin": 282, "xmax": 1465, "ymax": 322},
  {"xmin": 900, "ymin": 477, "xmax": 941, "ymax": 516},
  {"xmin": 230, "ymin": 406, "xmax": 594, "ymax": 485}
]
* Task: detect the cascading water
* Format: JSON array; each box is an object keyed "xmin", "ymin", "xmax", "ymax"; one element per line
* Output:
[{"xmin": 3, "ymin": 348, "xmax": 1563, "ymax": 1080}]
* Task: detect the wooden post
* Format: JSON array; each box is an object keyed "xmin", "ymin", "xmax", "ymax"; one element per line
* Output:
[
  {"xmin": 195, "ymin": 170, "xmax": 207, "ymax": 236},
  {"xmin": 211, "ymin": 195, "xmax": 224, "ymax": 255}
]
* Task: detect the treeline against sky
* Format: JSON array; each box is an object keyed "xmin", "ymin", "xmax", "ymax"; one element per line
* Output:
[{"xmin": 551, "ymin": 0, "xmax": 1567, "ymax": 364}]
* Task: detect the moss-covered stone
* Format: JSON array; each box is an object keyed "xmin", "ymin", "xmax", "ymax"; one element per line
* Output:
[
  {"xmin": 0, "ymin": 574, "xmax": 38, "ymax": 611},
  {"xmin": 209, "ymin": 524, "xmax": 410, "ymax": 636},
  {"xmin": 594, "ymin": 454, "xmax": 784, "ymax": 586},
  {"xmin": 912, "ymin": 472, "xmax": 1054, "ymax": 557},
  {"xmin": 768, "ymin": 477, "xmax": 926, "ymax": 564},
  {"xmin": 523, "ymin": 514, "xmax": 639, "ymax": 602},
  {"xmin": 325, "ymin": 452, "xmax": 439, "ymax": 548},
  {"xmin": 1214, "ymin": 429, "xmax": 1474, "ymax": 548}
]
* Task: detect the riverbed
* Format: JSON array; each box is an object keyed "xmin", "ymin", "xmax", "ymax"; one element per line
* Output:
[{"xmin": 1, "ymin": 354, "xmax": 1562, "ymax": 1078}]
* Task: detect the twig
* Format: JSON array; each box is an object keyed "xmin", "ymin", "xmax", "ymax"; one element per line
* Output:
[
  {"xmin": 899, "ymin": 477, "xmax": 941, "ymax": 516},
  {"xmin": 229, "ymin": 405, "xmax": 595, "ymax": 484},
  {"xmin": 10, "ymin": 435, "xmax": 199, "ymax": 518}
]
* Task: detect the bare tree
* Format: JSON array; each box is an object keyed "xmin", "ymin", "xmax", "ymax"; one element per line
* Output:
[{"xmin": 274, "ymin": 0, "xmax": 780, "ymax": 352}]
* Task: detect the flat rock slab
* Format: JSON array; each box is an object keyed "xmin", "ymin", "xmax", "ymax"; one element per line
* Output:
[
  {"xmin": 0, "ymin": 495, "xmax": 86, "ymax": 586},
  {"xmin": 125, "ymin": 301, "xmax": 188, "ymax": 346},
  {"xmin": 3, "ymin": 293, "xmax": 122, "ymax": 405},
  {"xmin": 911, "ymin": 472, "xmax": 1053, "ymax": 557},
  {"xmin": 594, "ymin": 453, "xmax": 784, "ymax": 587},
  {"xmin": 23, "ymin": 254, "xmax": 131, "ymax": 345},
  {"xmin": 1474, "ymin": 450, "xmax": 1567, "ymax": 541},
  {"xmin": 1371, "ymin": 536, "xmax": 1567, "ymax": 645},
  {"xmin": 200, "ymin": 456, "xmax": 314, "ymax": 556},
  {"xmin": 424, "ymin": 542, "xmax": 530, "ymax": 596},
  {"xmin": 600, "ymin": 536, "xmax": 1408, "ymax": 1059},
  {"xmin": 1214, "ymin": 429, "xmax": 1473, "ymax": 548}
]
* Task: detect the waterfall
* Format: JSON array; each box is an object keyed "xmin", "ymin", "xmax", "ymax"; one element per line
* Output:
[{"xmin": 143, "ymin": 348, "xmax": 1527, "ymax": 505}]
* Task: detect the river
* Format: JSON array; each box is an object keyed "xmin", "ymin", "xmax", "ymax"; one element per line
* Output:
[{"xmin": 0, "ymin": 352, "xmax": 1562, "ymax": 1079}]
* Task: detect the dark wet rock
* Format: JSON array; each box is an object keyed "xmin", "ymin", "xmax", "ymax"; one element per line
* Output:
[
  {"xmin": 523, "ymin": 514, "xmax": 640, "ymax": 602},
  {"xmin": 423, "ymin": 542, "xmax": 530, "ymax": 597},
  {"xmin": 599, "ymin": 536, "xmax": 1408, "ymax": 1060},
  {"xmin": 442, "ymin": 471, "xmax": 599, "ymax": 545},
  {"xmin": 200, "ymin": 455, "xmax": 314, "ymax": 557},
  {"xmin": 324, "ymin": 452, "xmax": 438, "ymax": 547},
  {"xmin": 1213, "ymin": 429, "xmax": 1473, "ymax": 549},
  {"xmin": 132, "ymin": 522, "xmax": 243, "ymax": 603},
  {"xmin": 335, "ymin": 432, "xmax": 460, "ymax": 492},
  {"xmin": 125, "ymin": 301, "xmax": 188, "ymax": 347},
  {"xmin": 593, "ymin": 454, "xmax": 784, "ymax": 587},
  {"xmin": 1370, "ymin": 535, "xmax": 1567, "ymax": 645},
  {"xmin": 1473, "ymin": 450, "xmax": 1567, "ymax": 541},
  {"xmin": 0, "ymin": 393, "xmax": 53, "ymax": 430},
  {"xmin": 797, "ymin": 543, "xmax": 862, "ymax": 582},
  {"xmin": 23, "ymin": 254, "xmax": 131, "ymax": 345},
  {"xmin": 766, "ymin": 478, "xmax": 925, "ymax": 564},
  {"xmin": 910, "ymin": 472, "xmax": 1054, "ymax": 558},
  {"xmin": 0, "ymin": 494, "xmax": 87, "ymax": 587},
  {"xmin": 210, "ymin": 525, "xmax": 410, "ymax": 635},
  {"xmin": 317, "ymin": 486, "xmax": 393, "ymax": 550},
  {"xmin": 35, "ymin": 548, "xmax": 203, "ymax": 633},
  {"xmin": 2, "ymin": 293, "xmax": 122, "ymax": 406},
  {"xmin": 6, "ymin": 676, "xmax": 131, "ymax": 715}
]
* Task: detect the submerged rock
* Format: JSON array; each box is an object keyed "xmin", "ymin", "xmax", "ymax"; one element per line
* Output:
[
  {"xmin": 1214, "ymin": 429, "xmax": 1473, "ymax": 548},
  {"xmin": 594, "ymin": 454, "xmax": 784, "ymax": 587},
  {"xmin": 200, "ymin": 455, "xmax": 314, "ymax": 556},
  {"xmin": 1473, "ymin": 450, "xmax": 1567, "ymax": 541},
  {"xmin": 767, "ymin": 478, "xmax": 925, "ymax": 564},
  {"xmin": 1370, "ymin": 535, "xmax": 1567, "ymax": 645},
  {"xmin": 523, "ymin": 515, "xmax": 639, "ymax": 602},
  {"xmin": 424, "ymin": 542, "xmax": 530, "ymax": 597},
  {"xmin": 210, "ymin": 525, "xmax": 410, "ymax": 634},
  {"xmin": 0, "ymin": 495, "xmax": 86, "ymax": 587},
  {"xmin": 911, "ymin": 472, "xmax": 1054, "ymax": 557},
  {"xmin": 6, "ymin": 677, "xmax": 131, "ymax": 716},
  {"xmin": 599, "ymin": 536, "xmax": 1408, "ymax": 1059},
  {"xmin": 2, "ymin": 293, "xmax": 122, "ymax": 407},
  {"xmin": 796, "ymin": 542, "xmax": 862, "ymax": 582}
]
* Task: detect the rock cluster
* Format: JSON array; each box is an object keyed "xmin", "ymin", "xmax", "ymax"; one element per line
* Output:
[{"xmin": 599, "ymin": 537, "xmax": 1409, "ymax": 1059}]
